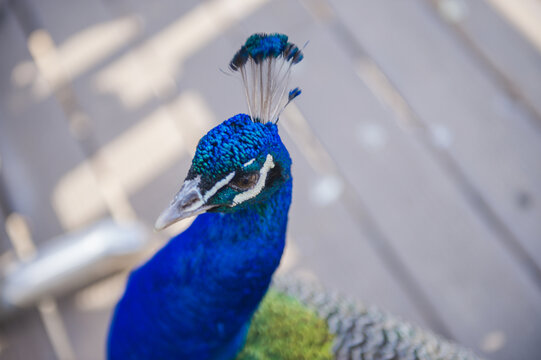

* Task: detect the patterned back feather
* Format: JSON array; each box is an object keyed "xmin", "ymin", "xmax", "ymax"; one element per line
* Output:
[{"xmin": 269, "ymin": 276, "xmax": 482, "ymax": 360}]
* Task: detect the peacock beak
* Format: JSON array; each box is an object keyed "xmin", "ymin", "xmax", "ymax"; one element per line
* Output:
[{"xmin": 154, "ymin": 178, "xmax": 215, "ymax": 230}]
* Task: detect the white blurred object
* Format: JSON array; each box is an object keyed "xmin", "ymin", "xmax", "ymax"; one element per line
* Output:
[
  {"xmin": 356, "ymin": 122, "xmax": 388, "ymax": 151},
  {"xmin": 311, "ymin": 175, "xmax": 344, "ymax": 207},
  {"xmin": 429, "ymin": 124, "xmax": 454, "ymax": 149},
  {"xmin": 0, "ymin": 219, "xmax": 149, "ymax": 319},
  {"xmin": 438, "ymin": 0, "xmax": 468, "ymax": 23}
]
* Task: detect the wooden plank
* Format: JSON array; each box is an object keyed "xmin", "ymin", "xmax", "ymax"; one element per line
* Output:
[
  {"xmin": 0, "ymin": 309, "xmax": 57, "ymax": 360},
  {"xmin": 290, "ymin": 0, "xmax": 541, "ymax": 358},
  {"xmin": 328, "ymin": 0, "xmax": 541, "ymax": 275},
  {"xmin": 0, "ymin": 7, "xmax": 88, "ymax": 244},
  {"xmin": 56, "ymin": 276, "xmax": 125, "ymax": 360},
  {"xmin": 0, "ymin": 8, "xmax": 86, "ymax": 360},
  {"xmin": 429, "ymin": 0, "xmax": 541, "ymax": 122},
  {"xmin": 481, "ymin": 0, "xmax": 541, "ymax": 54},
  {"xmin": 22, "ymin": 0, "xmax": 151, "ymax": 148}
]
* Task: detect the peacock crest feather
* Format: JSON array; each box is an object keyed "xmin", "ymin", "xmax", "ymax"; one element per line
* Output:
[{"xmin": 229, "ymin": 33, "xmax": 303, "ymax": 124}]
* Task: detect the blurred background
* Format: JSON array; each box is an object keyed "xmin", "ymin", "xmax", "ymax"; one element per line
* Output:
[{"xmin": 0, "ymin": 0, "xmax": 540, "ymax": 359}]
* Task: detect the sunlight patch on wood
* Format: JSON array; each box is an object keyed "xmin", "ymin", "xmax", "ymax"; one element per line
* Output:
[
  {"xmin": 162, "ymin": 217, "xmax": 196, "ymax": 238},
  {"xmin": 484, "ymin": 0, "xmax": 541, "ymax": 53},
  {"xmin": 10, "ymin": 60, "xmax": 38, "ymax": 88},
  {"xmin": 90, "ymin": 161, "xmax": 138, "ymax": 224},
  {"xmin": 52, "ymin": 107, "xmax": 182, "ymax": 229},
  {"xmin": 167, "ymin": 91, "xmax": 215, "ymax": 155},
  {"xmin": 276, "ymin": 236, "xmax": 300, "ymax": 275},
  {"xmin": 97, "ymin": 108, "xmax": 185, "ymax": 195},
  {"xmin": 94, "ymin": 0, "xmax": 269, "ymax": 108},
  {"xmin": 74, "ymin": 272, "xmax": 128, "ymax": 311},
  {"xmin": 24, "ymin": 17, "xmax": 140, "ymax": 100},
  {"xmin": 356, "ymin": 58, "xmax": 417, "ymax": 129},
  {"xmin": 51, "ymin": 161, "xmax": 105, "ymax": 230},
  {"xmin": 282, "ymin": 104, "xmax": 335, "ymax": 175},
  {"xmin": 4, "ymin": 214, "xmax": 75, "ymax": 360},
  {"xmin": 52, "ymin": 91, "xmax": 212, "ymax": 230},
  {"xmin": 38, "ymin": 297, "xmax": 76, "ymax": 360},
  {"xmin": 55, "ymin": 16, "xmax": 141, "ymax": 79},
  {"xmin": 26, "ymin": 29, "xmax": 57, "ymax": 100},
  {"xmin": 5, "ymin": 214, "xmax": 36, "ymax": 262}
]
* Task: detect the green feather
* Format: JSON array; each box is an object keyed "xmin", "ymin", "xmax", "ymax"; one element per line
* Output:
[{"xmin": 236, "ymin": 290, "xmax": 334, "ymax": 360}]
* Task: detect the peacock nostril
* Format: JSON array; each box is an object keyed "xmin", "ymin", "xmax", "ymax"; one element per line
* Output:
[{"xmin": 181, "ymin": 192, "xmax": 201, "ymax": 209}]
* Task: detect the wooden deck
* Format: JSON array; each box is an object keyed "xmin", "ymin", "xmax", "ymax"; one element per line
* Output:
[{"xmin": 1, "ymin": 0, "xmax": 540, "ymax": 359}]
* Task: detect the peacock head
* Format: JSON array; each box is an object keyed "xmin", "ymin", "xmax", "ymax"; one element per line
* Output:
[
  {"xmin": 154, "ymin": 114, "xmax": 292, "ymax": 230},
  {"xmin": 155, "ymin": 33, "xmax": 302, "ymax": 230}
]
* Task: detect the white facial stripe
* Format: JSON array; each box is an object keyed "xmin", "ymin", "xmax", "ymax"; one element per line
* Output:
[
  {"xmin": 203, "ymin": 172, "xmax": 235, "ymax": 202},
  {"xmin": 233, "ymin": 154, "xmax": 275, "ymax": 205},
  {"xmin": 243, "ymin": 159, "xmax": 255, "ymax": 167}
]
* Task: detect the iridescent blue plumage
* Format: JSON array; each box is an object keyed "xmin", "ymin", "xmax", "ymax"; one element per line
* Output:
[
  {"xmin": 108, "ymin": 33, "xmax": 302, "ymax": 360},
  {"xmin": 189, "ymin": 114, "xmax": 281, "ymax": 183},
  {"xmin": 230, "ymin": 33, "xmax": 295, "ymax": 70},
  {"xmin": 288, "ymin": 87, "xmax": 302, "ymax": 102},
  {"xmin": 108, "ymin": 117, "xmax": 293, "ymax": 359}
]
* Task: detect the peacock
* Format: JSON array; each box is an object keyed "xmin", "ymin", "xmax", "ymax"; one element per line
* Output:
[{"xmin": 107, "ymin": 33, "xmax": 481, "ymax": 360}]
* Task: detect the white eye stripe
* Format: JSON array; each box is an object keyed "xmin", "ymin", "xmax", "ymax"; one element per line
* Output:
[
  {"xmin": 203, "ymin": 172, "xmax": 235, "ymax": 202},
  {"xmin": 232, "ymin": 154, "xmax": 274, "ymax": 205},
  {"xmin": 243, "ymin": 159, "xmax": 255, "ymax": 167}
]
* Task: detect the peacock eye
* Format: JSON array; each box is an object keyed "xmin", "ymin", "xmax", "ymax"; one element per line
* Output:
[{"xmin": 229, "ymin": 172, "xmax": 260, "ymax": 191}]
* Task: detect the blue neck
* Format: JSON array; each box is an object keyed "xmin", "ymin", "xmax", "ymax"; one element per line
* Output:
[{"xmin": 108, "ymin": 178, "xmax": 292, "ymax": 359}]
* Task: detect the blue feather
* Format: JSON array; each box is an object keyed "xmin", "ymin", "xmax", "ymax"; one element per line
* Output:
[
  {"xmin": 288, "ymin": 87, "xmax": 302, "ymax": 102},
  {"xmin": 108, "ymin": 115, "xmax": 293, "ymax": 359}
]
